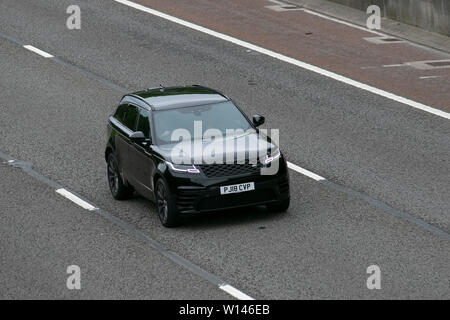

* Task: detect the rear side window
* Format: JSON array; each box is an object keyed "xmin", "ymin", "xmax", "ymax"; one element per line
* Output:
[
  {"xmin": 122, "ymin": 106, "xmax": 139, "ymax": 131},
  {"xmin": 137, "ymin": 109, "xmax": 151, "ymax": 139},
  {"xmin": 114, "ymin": 104, "xmax": 128, "ymax": 123}
]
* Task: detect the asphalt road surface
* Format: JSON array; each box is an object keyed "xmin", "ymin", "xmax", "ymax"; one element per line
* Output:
[{"xmin": 0, "ymin": 0, "xmax": 449, "ymax": 299}]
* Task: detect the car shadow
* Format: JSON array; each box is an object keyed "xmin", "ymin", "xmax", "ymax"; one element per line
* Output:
[
  {"xmin": 179, "ymin": 206, "xmax": 286, "ymax": 230},
  {"xmin": 131, "ymin": 193, "xmax": 286, "ymax": 230}
]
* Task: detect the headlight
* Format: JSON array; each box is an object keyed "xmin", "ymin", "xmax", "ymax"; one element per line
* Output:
[
  {"xmin": 166, "ymin": 161, "xmax": 200, "ymax": 174},
  {"xmin": 264, "ymin": 149, "xmax": 281, "ymax": 164}
]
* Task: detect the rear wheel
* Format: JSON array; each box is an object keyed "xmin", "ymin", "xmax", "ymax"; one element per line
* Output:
[
  {"xmin": 155, "ymin": 178, "xmax": 179, "ymax": 227},
  {"xmin": 107, "ymin": 153, "xmax": 133, "ymax": 200},
  {"xmin": 267, "ymin": 198, "xmax": 290, "ymax": 213}
]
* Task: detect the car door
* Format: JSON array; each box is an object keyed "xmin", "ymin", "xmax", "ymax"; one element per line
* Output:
[
  {"xmin": 112, "ymin": 104, "xmax": 139, "ymax": 184},
  {"xmin": 128, "ymin": 107, "xmax": 156, "ymax": 200}
]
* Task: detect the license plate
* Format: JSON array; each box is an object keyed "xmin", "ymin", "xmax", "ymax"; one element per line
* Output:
[{"xmin": 220, "ymin": 182, "xmax": 255, "ymax": 195}]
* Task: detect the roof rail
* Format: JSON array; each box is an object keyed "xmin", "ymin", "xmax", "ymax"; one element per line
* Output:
[{"xmin": 126, "ymin": 93, "xmax": 154, "ymax": 110}]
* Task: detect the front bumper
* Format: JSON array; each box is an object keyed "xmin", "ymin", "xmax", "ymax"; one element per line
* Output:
[{"xmin": 173, "ymin": 173, "xmax": 290, "ymax": 214}]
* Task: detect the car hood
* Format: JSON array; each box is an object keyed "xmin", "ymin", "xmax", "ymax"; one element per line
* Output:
[{"xmin": 152, "ymin": 130, "xmax": 278, "ymax": 164}]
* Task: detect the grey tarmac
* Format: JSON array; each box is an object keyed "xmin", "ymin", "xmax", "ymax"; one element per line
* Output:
[{"xmin": 0, "ymin": 0, "xmax": 448, "ymax": 299}]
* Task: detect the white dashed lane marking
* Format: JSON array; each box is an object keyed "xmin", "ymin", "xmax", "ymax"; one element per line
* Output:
[
  {"xmin": 287, "ymin": 161, "xmax": 326, "ymax": 181},
  {"xmin": 23, "ymin": 45, "xmax": 54, "ymax": 58},
  {"xmin": 420, "ymin": 76, "xmax": 441, "ymax": 79},
  {"xmin": 55, "ymin": 188, "xmax": 98, "ymax": 211},
  {"xmin": 219, "ymin": 284, "xmax": 254, "ymax": 300}
]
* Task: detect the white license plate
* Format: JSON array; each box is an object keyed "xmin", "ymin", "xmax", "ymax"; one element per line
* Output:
[{"xmin": 220, "ymin": 182, "xmax": 255, "ymax": 195}]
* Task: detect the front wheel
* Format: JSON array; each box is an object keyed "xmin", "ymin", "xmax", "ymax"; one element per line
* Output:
[
  {"xmin": 155, "ymin": 178, "xmax": 179, "ymax": 227},
  {"xmin": 267, "ymin": 198, "xmax": 290, "ymax": 213}
]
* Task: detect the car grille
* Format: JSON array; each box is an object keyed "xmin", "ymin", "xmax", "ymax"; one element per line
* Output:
[{"xmin": 198, "ymin": 163, "xmax": 263, "ymax": 178}]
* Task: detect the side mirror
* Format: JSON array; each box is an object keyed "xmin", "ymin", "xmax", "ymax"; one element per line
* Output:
[
  {"xmin": 129, "ymin": 131, "xmax": 145, "ymax": 141},
  {"xmin": 252, "ymin": 114, "xmax": 265, "ymax": 127}
]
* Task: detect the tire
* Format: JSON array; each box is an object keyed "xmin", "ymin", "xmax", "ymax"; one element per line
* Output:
[
  {"xmin": 107, "ymin": 153, "xmax": 133, "ymax": 200},
  {"xmin": 266, "ymin": 197, "xmax": 290, "ymax": 213},
  {"xmin": 155, "ymin": 178, "xmax": 179, "ymax": 227}
]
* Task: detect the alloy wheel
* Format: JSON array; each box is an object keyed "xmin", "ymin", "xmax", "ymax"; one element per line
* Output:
[
  {"xmin": 156, "ymin": 183, "xmax": 168, "ymax": 223},
  {"xmin": 107, "ymin": 158, "xmax": 119, "ymax": 195}
]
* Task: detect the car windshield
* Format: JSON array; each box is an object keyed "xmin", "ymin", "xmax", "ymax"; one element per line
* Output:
[{"xmin": 153, "ymin": 101, "xmax": 252, "ymax": 145}]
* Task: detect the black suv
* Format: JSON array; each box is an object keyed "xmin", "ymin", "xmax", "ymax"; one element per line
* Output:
[{"xmin": 105, "ymin": 85, "xmax": 290, "ymax": 227}]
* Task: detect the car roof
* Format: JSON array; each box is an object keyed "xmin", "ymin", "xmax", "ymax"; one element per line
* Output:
[{"xmin": 126, "ymin": 85, "xmax": 229, "ymax": 110}]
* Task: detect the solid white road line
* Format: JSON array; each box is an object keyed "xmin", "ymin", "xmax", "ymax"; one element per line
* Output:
[
  {"xmin": 382, "ymin": 64, "xmax": 406, "ymax": 67},
  {"xmin": 266, "ymin": 0, "xmax": 290, "ymax": 6},
  {"xmin": 55, "ymin": 188, "xmax": 97, "ymax": 211},
  {"xmin": 287, "ymin": 161, "xmax": 326, "ymax": 181},
  {"xmin": 219, "ymin": 284, "xmax": 255, "ymax": 300},
  {"xmin": 23, "ymin": 45, "xmax": 54, "ymax": 58},
  {"xmin": 113, "ymin": 0, "xmax": 450, "ymax": 121}
]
